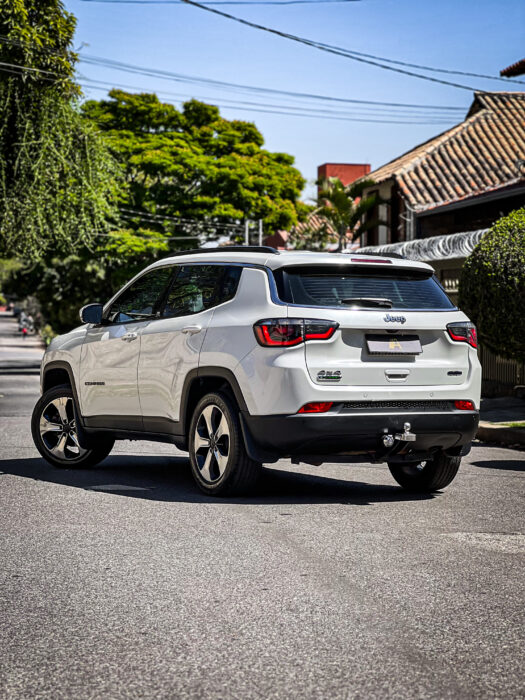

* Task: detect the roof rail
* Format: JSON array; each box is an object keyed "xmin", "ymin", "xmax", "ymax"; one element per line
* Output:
[
  {"xmin": 172, "ymin": 246, "xmax": 280, "ymax": 256},
  {"xmin": 348, "ymin": 251, "xmax": 406, "ymax": 260}
]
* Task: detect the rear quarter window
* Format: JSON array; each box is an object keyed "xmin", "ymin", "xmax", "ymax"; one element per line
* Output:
[
  {"xmin": 162, "ymin": 264, "xmax": 242, "ymax": 318},
  {"xmin": 273, "ymin": 265, "xmax": 455, "ymax": 310}
]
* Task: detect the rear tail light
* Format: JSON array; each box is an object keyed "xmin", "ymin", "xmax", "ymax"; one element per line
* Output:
[
  {"xmin": 254, "ymin": 318, "xmax": 338, "ymax": 347},
  {"xmin": 454, "ymin": 400, "xmax": 475, "ymax": 411},
  {"xmin": 447, "ymin": 322, "xmax": 477, "ymax": 348},
  {"xmin": 254, "ymin": 319, "xmax": 303, "ymax": 347},
  {"xmin": 298, "ymin": 402, "xmax": 334, "ymax": 414}
]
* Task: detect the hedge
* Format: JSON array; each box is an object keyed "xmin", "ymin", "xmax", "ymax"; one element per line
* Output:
[{"xmin": 458, "ymin": 208, "xmax": 525, "ymax": 363}]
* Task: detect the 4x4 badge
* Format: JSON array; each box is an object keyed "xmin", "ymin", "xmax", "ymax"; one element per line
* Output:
[
  {"xmin": 317, "ymin": 370, "xmax": 342, "ymax": 382},
  {"xmin": 384, "ymin": 313, "xmax": 406, "ymax": 324}
]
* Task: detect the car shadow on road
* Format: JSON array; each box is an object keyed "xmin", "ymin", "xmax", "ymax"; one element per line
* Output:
[
  {"xmin": 0, "ymin": 454, "xmax": 435, "ymax": 505},
  {"xmin": 470, "ymin": 459, "xmax": 525, "ymax": 472}
]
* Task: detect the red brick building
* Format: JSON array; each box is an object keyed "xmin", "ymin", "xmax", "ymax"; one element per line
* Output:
[{"xmin": 317, "ymin": 163, "xmax": 370, "ymax": 192}]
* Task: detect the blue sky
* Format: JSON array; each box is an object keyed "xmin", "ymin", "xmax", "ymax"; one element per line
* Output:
[{"xmin": 68, "ymin": 0, "xmax": 524, "ymax": 200}]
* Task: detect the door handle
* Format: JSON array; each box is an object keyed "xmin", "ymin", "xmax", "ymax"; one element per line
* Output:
[
  {"xmin": 181, "ymin": 326, "xmax": 202, "ymax": 335},
  {"xmin": 121, "ymin": 332, "xmax": 138, "ymax": 342}
]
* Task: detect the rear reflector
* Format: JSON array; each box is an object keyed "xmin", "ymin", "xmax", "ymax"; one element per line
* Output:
[
  {"xmin": 298, "ymin": 402, "xmax": 334, "ymax": 414},
  {"xmin": 454, "ymin": 400, "xmax": 475, "ymax": 411}
]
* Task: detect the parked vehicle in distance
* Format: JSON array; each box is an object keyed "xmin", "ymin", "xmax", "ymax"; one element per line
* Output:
[{"xmin": 32, "ymin": 246, "xmax": 481, "ymax": 496}]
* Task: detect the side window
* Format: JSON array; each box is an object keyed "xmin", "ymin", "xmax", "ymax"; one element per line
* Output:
[
  {"xmin": 107, "ymin": 267, "xmax": 173, "ymax": 324},
  {"xmin": 162, "ymin": 265, "xmax": 242, "ymax": 318},
  {"xmin": 217, "ymin": 266, "xmax": 242, "ymax": 305}
]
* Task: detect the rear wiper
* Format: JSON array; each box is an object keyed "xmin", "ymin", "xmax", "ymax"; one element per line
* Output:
[{"xmin": 340, "ymin": 297, "xmax": 393, "ymax": 308}]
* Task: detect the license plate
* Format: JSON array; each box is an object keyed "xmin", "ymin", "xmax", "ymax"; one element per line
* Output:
[{"xmin": 366, "ymin": 334, "xmax": 422, "ymax": 355}]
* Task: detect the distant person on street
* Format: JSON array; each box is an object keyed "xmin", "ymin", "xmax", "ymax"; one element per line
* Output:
[{"xmin": 18, "ymin": 311, "xmax": 27, "ymax": 332}]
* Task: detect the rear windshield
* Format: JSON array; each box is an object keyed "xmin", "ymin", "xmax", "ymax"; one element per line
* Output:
[{"xmin": 274, "ymin": 265, "xmax": 455, "ymax": 310}]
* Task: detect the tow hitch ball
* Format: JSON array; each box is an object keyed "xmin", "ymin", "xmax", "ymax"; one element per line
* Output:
[{"xmin": 382, "ymin": 422, "xmax": 416, "ymax": 447}]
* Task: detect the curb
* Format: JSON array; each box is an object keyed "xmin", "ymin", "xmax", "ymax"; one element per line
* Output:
[
  {"xmin": 0, "ymin": 362, "xmax": 41, "ymax": 375},
  {"xmin": 477, "ymin": 421, "xmax": 525, "ymax": 447},
  {"xmin": 0, "ymin": 361, "xmax": 41, "ymax": 369}
]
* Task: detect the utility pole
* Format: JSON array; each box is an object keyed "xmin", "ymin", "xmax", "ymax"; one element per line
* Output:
[
  {"xmin": 245, "ymin": 220, "xmax": 249, "ymax": 246},
  {"xmin": 258, "ymin": 219, "xmax": 263, "ymax": 246}
]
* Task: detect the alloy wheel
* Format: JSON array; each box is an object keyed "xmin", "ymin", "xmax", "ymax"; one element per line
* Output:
[
  {"xmin": 194, "ymin": 404, "xmax": 230, "ymax": 483},
  {"xmin": 39, "ymin": 396, "xmax": 87, "ymax": 462}
]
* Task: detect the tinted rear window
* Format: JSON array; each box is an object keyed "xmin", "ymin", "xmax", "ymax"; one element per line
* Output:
[{"xmin": 274, "ymin": 265, "xmax": 455, "ymax": 310}]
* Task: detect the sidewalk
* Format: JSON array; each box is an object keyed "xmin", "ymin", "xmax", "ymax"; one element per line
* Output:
[
  {"xmin": 0, "ymin": 311, "xmax": 45, "ymax": 373},
  {"xmin": 478, "ymin": 396, "xmax": 525, "ymax": 447}
]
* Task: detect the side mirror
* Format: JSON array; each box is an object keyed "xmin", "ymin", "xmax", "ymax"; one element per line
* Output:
[{"xmin": 80, "ymin": 303, "xmax": 104, "ymax": 325}]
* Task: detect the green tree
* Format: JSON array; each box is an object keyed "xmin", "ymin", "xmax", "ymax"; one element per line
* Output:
[
  {"xmin": 314, "ymin": 177, "xmax": 380, "ymax": 251},
  {"xmin": 459, "ymin": 208, "xmax": 525, "ymax": 363},
  {"xmin": 82, "ymin": 91, "xmax": 306, "ymax": 238},
  {"xmin": 0, "ymin": 0, "xmax": 117, "ymax": 259},
  {"xmin": 5, "ymin": 229, "xmax": 169, "ymax": 333}
]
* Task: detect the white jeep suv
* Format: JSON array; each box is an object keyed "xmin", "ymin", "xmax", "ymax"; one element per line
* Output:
[{"xmin": 32, "ymin": 246, "xmax": 481, "ymax": 495}]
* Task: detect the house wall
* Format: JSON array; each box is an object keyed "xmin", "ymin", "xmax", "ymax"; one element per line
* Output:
[
  {"xmin": 430, "ymin": 258, "xmax": 464, "ymax": 301},
  {"xmin": 361, "ymin": 180, "xmax": 395, "ymax": 246},
  {"xmin": 416, "ymin": 191, "xmax": 525, "ymax": 238},
  {"xmin": 362, "ymin": 182, "xmax": 525, "ymax": 246}
]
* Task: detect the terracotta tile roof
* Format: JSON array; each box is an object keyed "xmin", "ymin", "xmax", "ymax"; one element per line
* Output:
[
  {"xmin": 500, "ymin": 60, "xmax": 525, "ymax": 78},
  {"xmin": 364, "ymin": 92, "xmax": 525, "ymax": 210},
  {"xmin": 292, "ymin": 213, "xmax": 337, "ymax": 237}
]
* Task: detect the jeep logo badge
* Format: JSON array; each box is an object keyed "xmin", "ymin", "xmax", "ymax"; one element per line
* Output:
[{"xmin": 384, "ymin": 313, "xmax": 406, "ymax": 324}]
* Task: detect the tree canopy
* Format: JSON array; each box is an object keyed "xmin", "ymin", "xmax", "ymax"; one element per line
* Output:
[
  {"xmin": 459, "ymin": 208, "xmax": 525, "ymax": 363},
  {"xmin": 4, "ymin": 229, "xmax": 169, "ymax": 333},
  {"xmin": 0, "ymin": 0, "xmax": 117, "ymax": 260},
  {"xmin": 82, "ymin": 90, "xmax": 307, "ymax": 238}
]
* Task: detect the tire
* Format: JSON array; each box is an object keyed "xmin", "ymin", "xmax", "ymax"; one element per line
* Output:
[
  {"xmin": 388, "ymin": 452, "xmax": 461, "ymax": 493},
  {"xmin": 188, "ymin": 391, "xmax": 261, "ymax": 496},
  {"xmin": 31, "ymin": 384, "xmax": 114, "ymax": 469}
]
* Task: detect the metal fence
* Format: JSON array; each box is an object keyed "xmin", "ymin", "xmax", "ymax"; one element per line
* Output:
[{"xmin": 479, "ymin": 344, "xmax": 525, "ymax": 390}]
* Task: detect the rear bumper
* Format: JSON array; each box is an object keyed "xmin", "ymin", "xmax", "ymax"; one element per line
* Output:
[{"xmin": 241, "ymin": 410, "xmax": 479, "ymax": 463}]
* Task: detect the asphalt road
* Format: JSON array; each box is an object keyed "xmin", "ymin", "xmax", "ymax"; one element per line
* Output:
[{"xmin": 1, "ymin": 371, "xmax": 524, "ymax": 700}]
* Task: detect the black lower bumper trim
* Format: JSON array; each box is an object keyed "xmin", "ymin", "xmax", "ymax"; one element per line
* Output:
[{"xmin": 241, "ymin": 411, "xmax": 479, "ymax": 462}]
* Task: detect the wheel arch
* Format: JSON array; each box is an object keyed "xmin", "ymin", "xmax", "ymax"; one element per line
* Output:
[
  {"xmin": 180, "ymin": 367, "xmax": 248, "ymax": 448},
  {"xmin": 42, "ymin": 361, "xmax": 82, "ymax": 415}
]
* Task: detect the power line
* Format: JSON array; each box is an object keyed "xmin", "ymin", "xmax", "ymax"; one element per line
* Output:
[
  {"xmin": 79, "ymin": 57, "xmax": 467, "ymax": 111},
  {"xmin": 0, "ymin": 59, "xmax": 458, "ymax": 123},
  {"xmin": 80, "ymin": 77, "xmax": 453, "ymax": 116},
  {"xmin": 0, "ymin": 35, "xmax": 468, "ymax": 111},
  {"xmin": 0, "ymin": 60, "xmax": 60, "ymax": 78},
  {"xmin": 119, "ymin": 208, "xmax": 249, "ymax": 229},
  {"xmin": 82, "ymin": 79, "xmax": 455, "ymax": 123},
  {"xmin": 80, "ymin": 0, "xmax": 362, "ymax": 5},
  {"xmin": 177, "ymin": 0, "xmax": 495, "ymax": 91},
  {"xmin": 97, "ymin": 230, "xmax": 203, "ymax": 240},
  {"xmin": 78, "ymin": 0, "xmax": 524, "ymax": 86},
  {"xmin": 315, "ymin": 41, "xmax": 525, "ymax": 85}
]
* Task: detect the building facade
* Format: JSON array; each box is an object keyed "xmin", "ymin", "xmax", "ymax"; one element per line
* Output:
[{"xmin": 359, "ymin": 92, "xmax": 525, "ymax": 248}]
